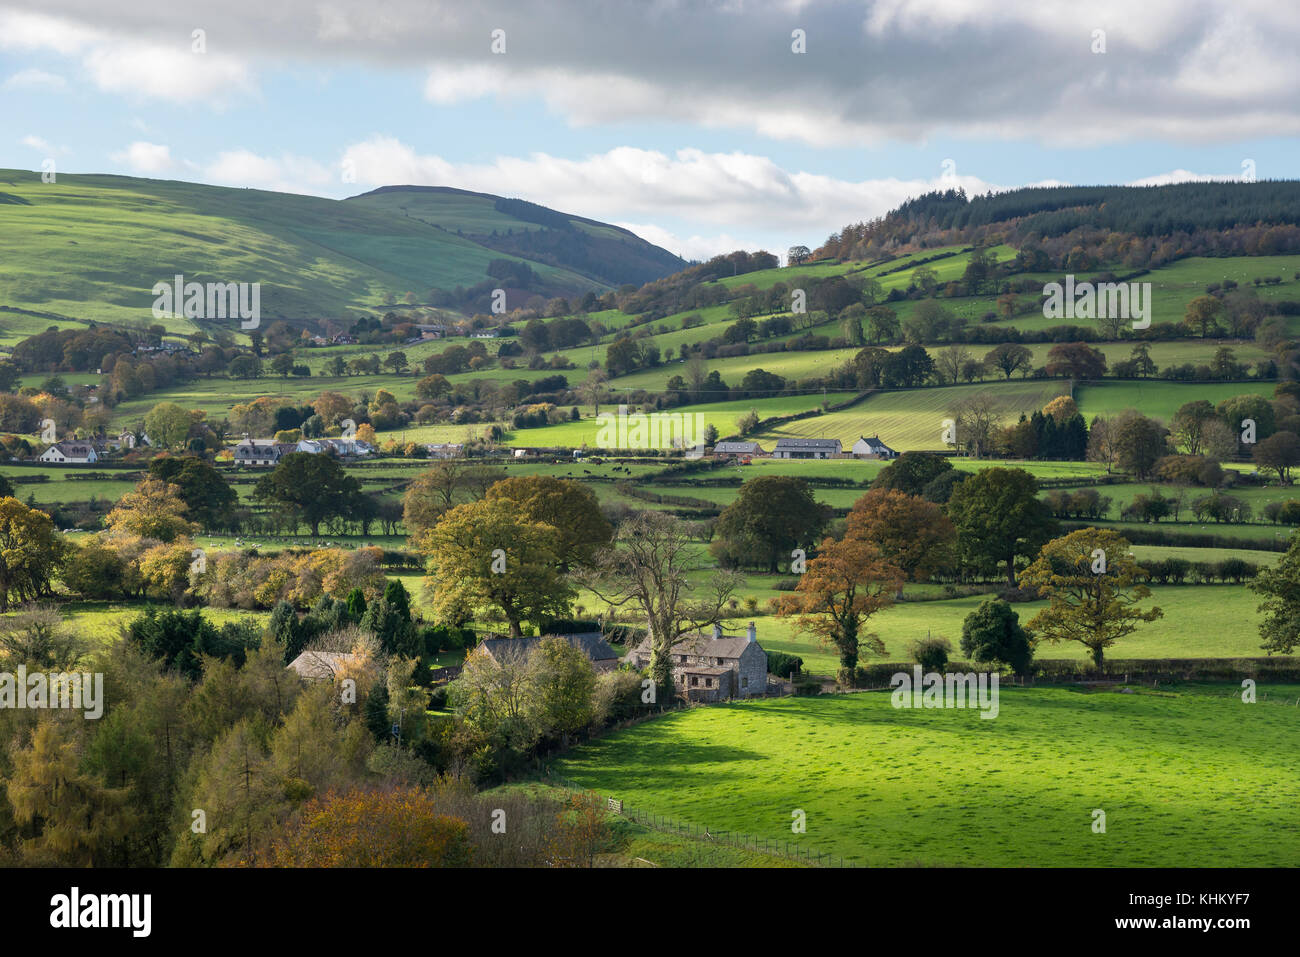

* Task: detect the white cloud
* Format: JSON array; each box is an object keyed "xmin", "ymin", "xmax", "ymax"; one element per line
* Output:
[
  {"xmin": 110, "ymin": 141, "xmax": 173, "ymax": 174},
  {"xmin": 201, "ymin": 149, "xmax": 335, "ymax": 194},
  {"xmin": 1127, "ymin": 168, "xmax": 1252, "ymax": 187},
  {"xmin": 0, "ymin": 9, "xmax": 255, "ymax": 105},
  {"xmin": 2, "ymin": 68, "xmax": 67, "ymax": 91},
  {"xmin": 6, "ymin": 1, "xmax": 1300, "ymax": 142}
]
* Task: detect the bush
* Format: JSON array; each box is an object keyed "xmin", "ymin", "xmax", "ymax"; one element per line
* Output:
[
  {"xmin": 766, "ymin": 650, "xmax": 804, "ymax": 678},
  {"xmin": 907, "ymin": 635, "xmax": 953, "ymax": 672}
]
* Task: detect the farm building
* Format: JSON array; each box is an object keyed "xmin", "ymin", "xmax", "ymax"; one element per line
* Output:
[
  {"xmin": 296, "ymin": 438, "xmax": 375, "ymax": 458},
  {"xmin": 712, "ymin": 440, "xmax": 765, "ymax": 458},
  {"xmin": 626, "ymin": 622, "xmax": 769, "ymax": 703},
  {"xmin": 851, "ymin": 435, "xmax": 898, "ymax": 459},
  {"xmin": 38, "ymin": 441, "xmax": 100, "ymax": 464},
  {"xmin": 426, "ymin": 442, "xmax": 464, "ymax": 459},
  {"xmin": 286, "ymin": 651, "xmax": 359, "ymax": 681},
  {"xmin": 471, "ymin": 633, "xmax": 622, "ymax": 672},
  {"xmin": 772, "ymin": 437, "xmax": 841, "ymax": 459},
  {"xmin": 234, "ymin": 439, "xmax": 297, "ymax": 466}
]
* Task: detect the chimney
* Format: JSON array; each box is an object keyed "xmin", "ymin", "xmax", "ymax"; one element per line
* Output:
[
  {"xmin": 746, "ymin": 621, "xmax": 756, "ymax": 643},
  {"xmin": 712, "ymin": 623, "xmax": 722, "ymax": 640}
]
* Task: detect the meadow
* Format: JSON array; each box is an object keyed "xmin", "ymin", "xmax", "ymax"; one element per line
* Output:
[{"xmin": 554, "ymin": 686, "xmax": 1300, "ymax": 866}]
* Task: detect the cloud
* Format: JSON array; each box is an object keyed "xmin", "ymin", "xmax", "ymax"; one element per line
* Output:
[
  {"xmin": 5, "ymin": 1, "xmax": 1300, "ymax": 142},
  {"xmin": 1127, "ymin": 167, "xmax": 1254, "ymax": 186},
  {"xmin": 110, "ymin": 141, "xmax": 173, "ymax": 174},
  {"xmin": 2, "ymin": 68, "xmax": 67, "ymax": 91},
  {"xmin": 201, "ymin": 149, "xmax": 335, "ymax": 194},
  {"xmin": 0, "ymin": 9, "xmax": 255, "ymax": 105}
]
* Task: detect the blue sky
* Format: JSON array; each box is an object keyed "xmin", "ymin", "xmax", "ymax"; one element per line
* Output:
[{"xmin": 3, "ymin": 1, "xmax": 1298, "ymax": 261}]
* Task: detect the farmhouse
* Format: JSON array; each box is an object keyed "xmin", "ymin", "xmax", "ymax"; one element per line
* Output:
[
  {"xmin": 426, "ymin": 442, "xmax": 464, "ymax": 459},
  {"xmin": 626, "ymin": 622, "xmax": 768, "ymax": 702},
  {"xmin": 472, "ymin": 633, "xmax": 621, "ymax": 672},
  {"xmin": 772, "ymin": 437, "xmax": 841, "ymax": 459},
  {"xmin": 286, "ymin": 650, "xmax": 360, "ymax": 681},
  {"xmin": 234, "ymin": 438, "xmax": 296, "ymax": 467},
  {"xmin": 851, "ymin": 435, "xmax": 898, "ymax": 459},
  {"xmin": 38, "ymin": 441, "xmax": 100, "ymax": 465},
  {"xmin": 296, "ymin": 438, "xmax": 374, "ymax": 458},
  {"xmin": 712, "ymin": 440, "xmax": 765, "ymax": 458}
]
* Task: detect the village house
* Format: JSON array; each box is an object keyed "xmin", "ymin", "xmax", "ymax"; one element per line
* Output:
[
  {"xmin": 626, "ymin": 622, "xmax": 769, "ymax": 703},
  {"xmin": 851, "ymin": 435, "xmax": 898, "ymax": 459},
  {"xmin": 38, "ymin": 441, "xmax": 100, "ymax": 465},
  {"xmin": 471, "ymin": 633, "xmax": 622, "ymax": 672},
  {"xmin": 772, "ymin": 437, "xmax": 841, "ymax": 459},
  {"xmin": 712, "ymin": 440, "xmax": 765, "ymax": 458},
  {"xmin": 233, "ymin": 438, "xmax": 296, "ymax": 467},
  {"xmin": 296, "ymin": 438, "xmax": 375, "ymax": 458},
  {"xmin": 426, "ymin": 442, "xmax": 464, "ymax": 459}
]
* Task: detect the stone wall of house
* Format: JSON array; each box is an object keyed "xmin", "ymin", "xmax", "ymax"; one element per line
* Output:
[{"xmin": 735, "ymin": 643, "xmax": 768, "ymax": 697}]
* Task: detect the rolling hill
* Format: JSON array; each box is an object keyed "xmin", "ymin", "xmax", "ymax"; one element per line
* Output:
[{"xmin": 0, "ymin": 170, "xmax": 686, "ymax": 338}]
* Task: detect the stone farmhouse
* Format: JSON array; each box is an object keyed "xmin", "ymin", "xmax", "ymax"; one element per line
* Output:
[
  {"xmin": 772, "ymin": 437, "xmax": 841, "ymax": 459},
  {"xmin": 851, "ymin": 435, "xmax": 898, "ymax": 459},
  {"xmin": 627, "ymin": 622, "xmax": 769, "ymax": 703},
  {"xmin": 233, "ymin": 439, "xmax": 297, "ymax": 467}
]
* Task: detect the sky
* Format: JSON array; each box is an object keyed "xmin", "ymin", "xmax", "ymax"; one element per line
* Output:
[{"xmin": 2, "ymin": 0, "xmax": 1298, "ymax": 262}]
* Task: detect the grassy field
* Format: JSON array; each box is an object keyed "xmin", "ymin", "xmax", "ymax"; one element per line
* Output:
[
  {"xmin": 745, "ymin": 585, "xmax": 1277, "ymax": 675},
  {"xmin": 554, "ymin": 685, "xmax": 1300, "ymax": 866},
  {"xmin": 1075, "ymin": 379, "xmax": 1275, "ymax": 423},
  {"xmin": 753, "ymin": 380, "xmax": 1070, "ymax": 450}
]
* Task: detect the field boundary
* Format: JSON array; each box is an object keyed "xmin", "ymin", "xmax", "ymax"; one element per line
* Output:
[{"xmin": 539, "ymin": 769, "xmax": 854, "ymax": 867}]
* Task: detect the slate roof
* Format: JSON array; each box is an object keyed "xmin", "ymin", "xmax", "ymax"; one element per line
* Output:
[
  {"xmin": 286, "ymin": 650, "xmax": 358, "ymax": 680},
  {"xmin": 476, "ymin": 632, "xmax": 620, "ymax": 664},
  {"xmin": 773, "ymin": 438, "xmax": 841, "ymax": 450}
]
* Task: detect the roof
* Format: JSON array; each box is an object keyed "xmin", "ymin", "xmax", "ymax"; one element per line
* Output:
[
  {"xmin": 713, "ymin": 441, "xmax": 763, "ymax": 453},
  {"xmin": 631, "ymin": 631, "xmax": 756, "ymax": 660},
  {"xmin": 681, "ymin": 665, "xmax": 731, "ymax": 676},
  {"xmin": 477, "ymin": 632, "xmax": 620, "ymax": 664},
  {"xmin": 855, "ymin": 435, "xmax": 896, "ymax": 450},
  {"xmin": 774, "ymin": 438, "xmax": 841, "ymax": 449},
  {"xmin": 45, "ymin": 442, "xmax": 96, "ymax": 456},
  {"xmin": 286, "ymin": 650, "xmax": 358, "ymax": 680}
]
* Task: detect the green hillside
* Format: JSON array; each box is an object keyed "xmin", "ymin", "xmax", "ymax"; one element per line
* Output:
[{"xmin": 0, "ymin": 171, "xmax": 684, "ymax": 339}]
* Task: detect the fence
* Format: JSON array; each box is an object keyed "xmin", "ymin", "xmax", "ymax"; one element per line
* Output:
[{"xmin": 543, "ymin": 771, "xmax": 854, "ymax": 867}]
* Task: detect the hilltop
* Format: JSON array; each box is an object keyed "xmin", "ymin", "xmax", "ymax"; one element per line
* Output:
[{"xmin": 0, "ymin": 170, "xmax": 687, "ymax": 340}]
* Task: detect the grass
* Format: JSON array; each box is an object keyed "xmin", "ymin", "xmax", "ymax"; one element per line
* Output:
[
  {"xmin": 554, "ymin": 685, "xmax": 1300, "ymax": 866},
  {"xmin": 1075, "ymin": 379, "xmax": 1276, "ymax": 423},
  {"xmin": 748, "ymin": 585, "xmax": 1278, "ymax": 676},
  {"xmin": 753, "ymin": 380, "xmax": 1071, "ymax": 451}
]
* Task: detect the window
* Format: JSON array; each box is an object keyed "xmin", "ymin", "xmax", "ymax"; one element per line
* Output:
[
  {"xmin": 706, "ymin": 679, "xmax": 713, "ymax": 688},
  {"xmin": 742, "ymin": 677, "xmax": 748, "ymax": 688}
]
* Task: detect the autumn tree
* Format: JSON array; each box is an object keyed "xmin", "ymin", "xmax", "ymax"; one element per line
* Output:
[
  {"xmin": 1183, "ymin": 294, "xmax": 1224, "ymax": 337},
  {"xmin": 148, "ymin": 455, "xmax": 238, "ymax": 531},
  {"xmin": 773, "ymin": 536, "xmax": 903, "ymax": 686},
  {"xmin": 1018, "ymin": 528, "xmax": 1162, "ymax": 668},
  {"xmin": 575, "ymin": 511, "xmax": 742, "ymax": 692},
  {"xmin": 984, "ymin": 343, "xmax": 1033, "ymax": 380},
  {"xmin": 421, "ymin": 497, "xmax": 574, "ymax": 636},
  {"xmin": 1253, "ymin": 430, "xmax": 1300, "ymax": 484},
  {"xmin": 402, "ymin": 461, "xmax": 508, "ymax": 536},
  {"xmin": 0, "ymin": 497, "xmax": 65, "ymax": 610},
  {"xmin": 105, "ymin": 478, "xmax": 199, "ymax": 543},
  {"xmin": 845, "ymin": 489, "xmax": 955, "ymax": 583},
  {"xmin": 483, "ymin": 476, "xmax": 613, "ymax": 570}
]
